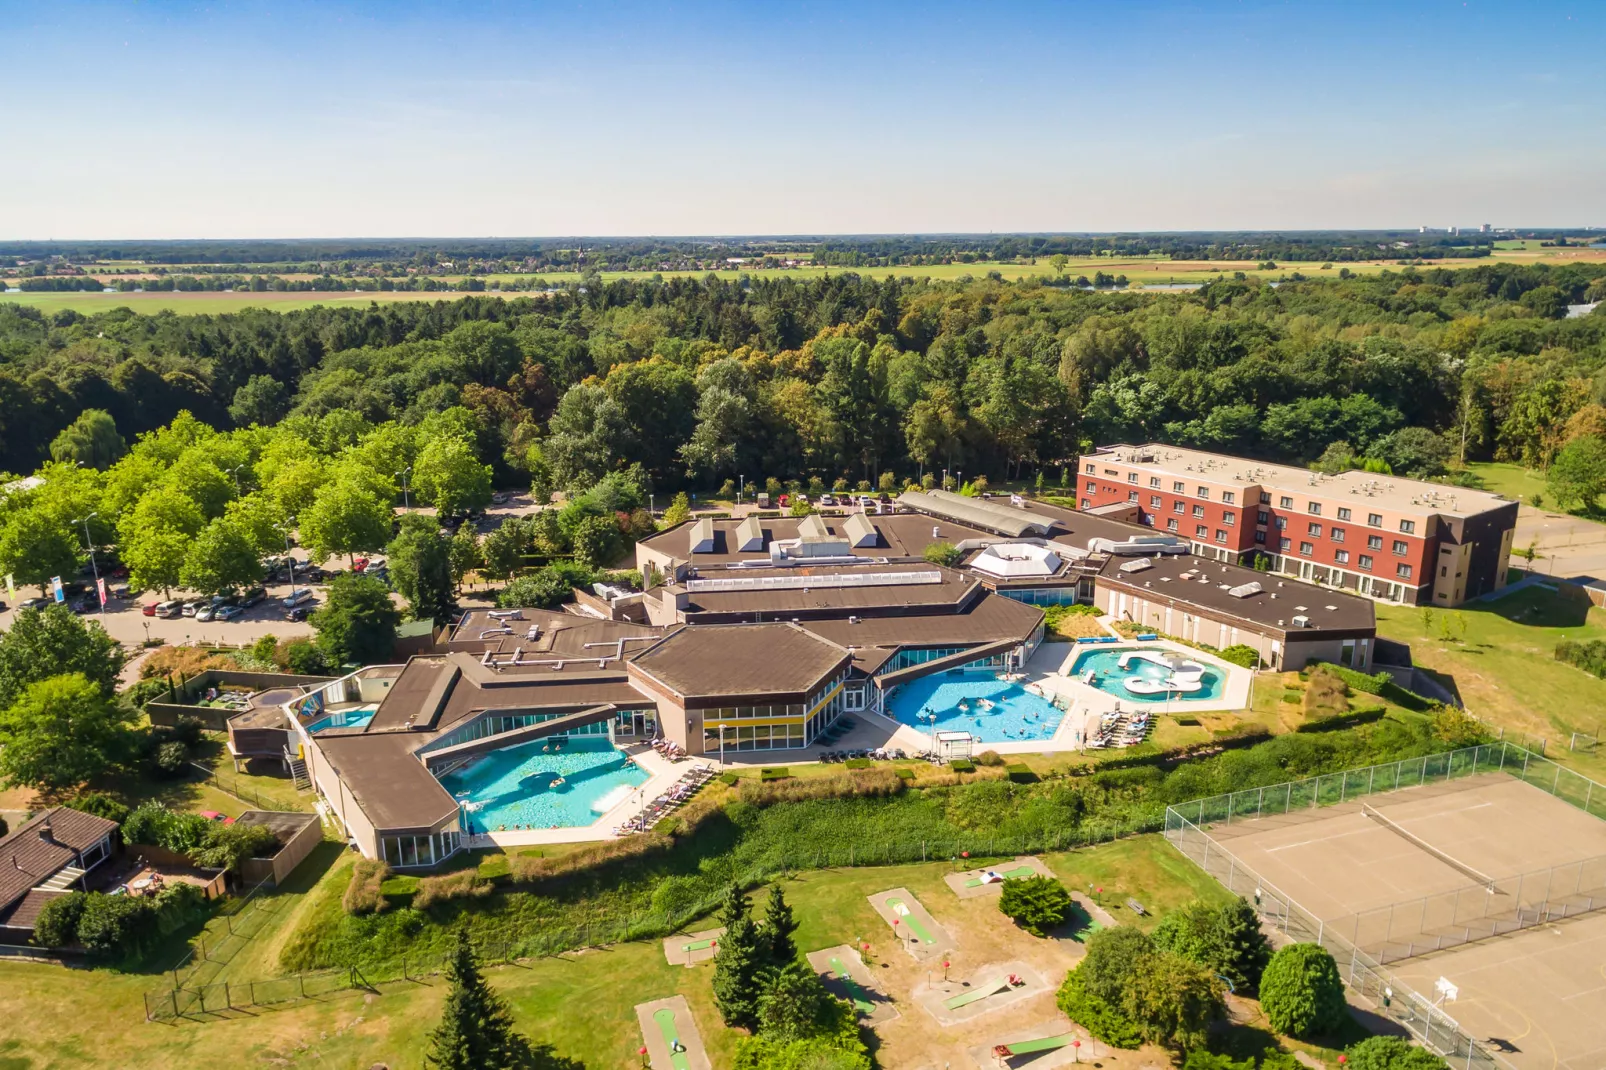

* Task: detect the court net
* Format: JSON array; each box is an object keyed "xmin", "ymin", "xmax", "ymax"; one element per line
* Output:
[{"xmin": 1360, "ymin": 803, "xmax": 1500, "ymax": 893}]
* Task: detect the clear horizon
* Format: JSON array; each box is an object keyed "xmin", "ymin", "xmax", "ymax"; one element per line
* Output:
[{"xmin": 2, "ymin": 0, "xmax": 1602, "ymax": 240}]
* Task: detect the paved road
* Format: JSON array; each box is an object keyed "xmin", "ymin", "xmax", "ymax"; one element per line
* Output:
[{"xmin": 1512, "ymin": 505, "xmax": 1606, "ymax": 586}]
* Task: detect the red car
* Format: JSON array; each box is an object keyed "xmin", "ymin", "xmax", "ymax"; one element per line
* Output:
[{"xmin": 142, "ymin": 602, "xmax": 159, "ymax": 617}]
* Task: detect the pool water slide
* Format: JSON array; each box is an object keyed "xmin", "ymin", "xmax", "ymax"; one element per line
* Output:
[
  {"xmin": 884, "ymin": 896, "xmax": 937, "ymax": 944},
  {"xmin": 652, "ymin": 1008, "xmax": 693, "ymax": 1070},
  {"xmin": 828, "ymin": 956, "xmax": 876, "ymax": 1016}
]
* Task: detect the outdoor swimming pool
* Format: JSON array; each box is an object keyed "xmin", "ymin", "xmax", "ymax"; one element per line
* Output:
[
  {"xmin": 438, "ymin": 735, "xmax": 650, "ymax": 833},
  {"xmin": 305, "ymin": 704, "xmax": 378, "ymax": 733},
  {"xmin": 1067, "ymin": 647, "xmax": 1226, "ymax": 703},
  {"xmin": 885, "ymin": 670, "xmax": 1064, "ymax": 743}
]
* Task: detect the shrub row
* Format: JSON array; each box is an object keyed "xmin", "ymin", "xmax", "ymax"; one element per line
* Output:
[
  {"xmin": 343, "ymin": 858, "xmax": 390, "ymax": 915},
  {"xmin": 738, "ymin": 767, "xmax": 904, "ymax": 807},
  {"xmin": 34, "ymin": 883, "xmax": 207, "ymax": 959},
  {"xmin": 1296, "ymin": 706, "xmax": 1388, "ymax": 733},
  {"xmin": 1309, "ymin": 661, "xmax": 1434, "ymax": 711},
  {"xmin": 1555, "ymin": 639, "xmax": 1606, "ymax": 679}
]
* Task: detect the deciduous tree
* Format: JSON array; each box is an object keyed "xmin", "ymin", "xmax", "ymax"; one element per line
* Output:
[{"xmin": 0, "ymin": 673, "xmax": 135, "ymax": 794}]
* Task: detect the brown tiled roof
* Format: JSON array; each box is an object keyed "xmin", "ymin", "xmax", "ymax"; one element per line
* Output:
[
  {"xmin": 798, "ymin": 589, "xmax": 1044, "ymax": 662},
  {"xmin": 0, "ymin": 888, "xmax": 66, "ymax": 932},
  {"xmin": 315, "ymin": 732, "xmax": 462, "ymax": 832},
  {"xmin": 627, "ymin": 622, "xmax": 850, "ymax": 701},
  {"xmin": 0, "ymin": 808, "xmax": 118, "ymax": 915}
]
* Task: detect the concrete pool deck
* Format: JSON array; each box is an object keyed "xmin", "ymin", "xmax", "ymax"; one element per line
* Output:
[{"xmin": 1026, "ymin": 638, "xmax": 1253, "ymax": 721}]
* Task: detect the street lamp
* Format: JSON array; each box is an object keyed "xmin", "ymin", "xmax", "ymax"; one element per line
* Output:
[
  {"xmin": 396, "ymin": 467, "xmax": 412, "ymax": 511},
  {"xmin": 919, "ymin": 708, "xmax": 938, "ymax": 758},
  {"xmin": 72, "ymin": 513, "xmax": 104, "ymax": 616},
  {"xmin": 226, "ymin": 464, "xmax": 245, "ymax": 495},
  {"xmin": 738, "ymin": 474, "xmax": 745, "ymax": 507},
  {"xmin": 280, "ymin": 515, "xmax": 299, "ymax": 597}
]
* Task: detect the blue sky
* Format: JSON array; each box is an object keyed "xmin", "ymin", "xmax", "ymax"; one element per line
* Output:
[{"xmin": 0, "ymin": 1, "xmax": 1601, "ymax": 238}]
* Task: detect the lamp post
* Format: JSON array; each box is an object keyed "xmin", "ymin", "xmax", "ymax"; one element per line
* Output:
[
  {"xmin": 226, "ymin": 464, "xmax": 245, "ymax": 495},
  {"xmin": 396, "ymin": 467, "xmax": 412, "ymax": 511},
  {"xmin": 280, "ymin": 515, "xmax": 298, "ymax": 597},
  {"xmin": 920, "ymin": 709, "xmax": 938, "ymax": 758},
  {"xmin": 72, "ymin": 513, "xmax": 103, "ymax": 616},
  {"xmin": 738, "ymin": 474, "xmax": 745, "ymax": 507}
]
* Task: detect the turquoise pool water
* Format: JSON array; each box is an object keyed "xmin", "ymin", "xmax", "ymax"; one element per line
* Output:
[
  {"xmin": 1068, "ymin": 647, "xmax": 1225, "ymax": 702},
  {"xmin": 306, "ymin": 704, "xmax": 378, "ymax": 733},
  {"xmin": 439, "ymin": 735, "xmax": 650, "ymax": 833},
  {"xmin": 886, "ymin": 670, "xmax": 1063, "ymax": 742}
]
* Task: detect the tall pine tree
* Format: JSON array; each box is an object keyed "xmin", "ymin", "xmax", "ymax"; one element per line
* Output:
[
  {"xmin": 760, "ymin": 884, "xmax": 799, "ymax": 966},
  {"xmin": 711, "ymin": 881, "xmax": 767, "ymax": 1029},
  {"xmin": 426, "ymin": 930, "xmax": 548, "ymax": 1070}
]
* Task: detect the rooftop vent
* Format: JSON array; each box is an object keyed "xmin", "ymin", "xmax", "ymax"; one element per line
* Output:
[
  {"xmin": 1292, "ymin": 614, "xmax": 1311, "ymax": 628},
  {"xmin": 1227, "ymin": 581, "xmax": 1263, "ymax": 599}
]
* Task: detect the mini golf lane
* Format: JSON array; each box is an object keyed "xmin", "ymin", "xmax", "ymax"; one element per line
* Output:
[
  {"xmin": 634, "ymin": 996, "xmax": 711, "ymax": 1070},
  {"xmin": 943, "ymin": 855, "xmax": 1057, "ymax": 900},
  {"xmin": 660, "ymin": 926, "xmax": 723, "ymax": 967},
  {"xmin": 913, "ymin": 960, "xmax": 1050, "ymax": 1026},
  {"xmin": 866, "ymin": 886, "xmax": 954, "ymax": 962},
  {"xmin": 806, "ymin": 944, "xmax": 900, "ymax": 1025}
]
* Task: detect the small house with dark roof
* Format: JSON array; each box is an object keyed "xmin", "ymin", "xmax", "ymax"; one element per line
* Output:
[{"xmin": 0, "ymin": 807, "xmax": 118, "ymax": 945}]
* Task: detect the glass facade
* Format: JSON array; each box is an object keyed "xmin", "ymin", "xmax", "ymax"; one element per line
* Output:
[
  {"xmin": 1000, "ymin": 586, "xmax": 1084, "ymax": 606},
  {"xmin": 700, "ymin": 669, "xmax": 849, "ymax": 753},
  {"xmin": 381, "ymin": 828, "xmax": 463, "ymax": 869},
  {"xmin": 421, "ymin": 708, "xmax": 622, "ymax": 755}
]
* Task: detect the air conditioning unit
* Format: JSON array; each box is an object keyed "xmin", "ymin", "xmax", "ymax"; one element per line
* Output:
[{"xmin": 1292, "ymin": 614, "xmax": 1311, "ymax": 628}]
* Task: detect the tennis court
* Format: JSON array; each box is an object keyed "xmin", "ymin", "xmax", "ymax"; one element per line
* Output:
[
  {"xmin": 1191, "ymin": 772, "xmax": 1606, "ymax": 1070},
  {"xmin": 1206, "ymin": 774, "xmax": 1606, "ymax": 923}
]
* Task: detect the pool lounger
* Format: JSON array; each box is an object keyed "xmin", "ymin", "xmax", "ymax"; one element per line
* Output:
[
  {"xmin": 828, "ymin": 956, "xmax": 876, "ymax": 1016},
  {"xmin": 963, "ymin": 864, "xmax": 1036, "ymax": 887},
  {"xmin": 1004, "ymin": 1033, "xmax": 1075, "ymax": 1056},
  {"xmin": 942, "ymin": 977, "xmax": 1008, "ymax": 1010}
]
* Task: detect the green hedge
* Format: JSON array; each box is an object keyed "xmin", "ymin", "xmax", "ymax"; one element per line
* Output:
[
  {"xmin": 893, "ymin": 767, "xmax": 916, "ymax": 782},
  {"xmin": 379, "ymin": 875, "xmax": 420, "ymax": 905},
  {"xmin": 759, "ymin": 767, "xmax": 791, "ymax": 782},
  {"xmin": 843, "ymin": 757, "xmax": 873, "ymax": 770},
  {"xmin": 949, "ymin": 759, "xmax": 976, "ymax": 773},
  {"xmin": 1556, "ymin": 639, "xmax": 1606, "ymax": 679},
  {"xmin": 1310, "ymin": 661, "xmax": 1434, "ymax": 711},
  {"xmin": 1296, "ymin": 706, "xmax": 1387, "ymax": 734},
  {"xmin": 1005, "ymin": 763, "xmax": 1037, "ymax": 783}
]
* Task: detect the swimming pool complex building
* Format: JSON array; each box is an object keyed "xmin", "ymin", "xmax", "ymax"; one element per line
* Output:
[{"xmin": 264, "ymin": 491, "xmax": 1375, "ymax": 868}]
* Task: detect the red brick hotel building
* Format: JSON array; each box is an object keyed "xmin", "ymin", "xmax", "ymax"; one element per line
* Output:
[{"xmin": 1077, "ymin": 444, "xmax": 1518, "ymax": 607}]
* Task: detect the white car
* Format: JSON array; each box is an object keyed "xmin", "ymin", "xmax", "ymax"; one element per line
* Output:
[
  {"xmin": 214, "ymin": 604, "xmax": 244, "ymax": 621},
  {"xmin": 281, "ymin": 589, "xmax": 315, "ymax": 609}
]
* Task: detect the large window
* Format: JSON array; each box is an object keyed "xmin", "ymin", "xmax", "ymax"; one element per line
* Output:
[{"xmin": 381, "ymin": 828, "xmax": 463, "ymax": 869}]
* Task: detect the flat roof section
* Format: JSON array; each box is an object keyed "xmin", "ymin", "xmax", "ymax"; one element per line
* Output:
[
  {"xmin": 1097, "ymin": 552, "xmax": 1375, "ymax": 635},
  {"xmin": 637, "ymin": 512, "xmax": 1005, "ymax": 567},
  {"xmin": 1088, "ymin": 443, "xmax": 1512, "ymax": 520},
  {"xmin": 897, "ymin": 489, "xmax": 1060, "ymax": 537},
  {"xmin": 679, "ymin": 564, "xmax": 980, "ymax": 619},
  {"xmin": 448, "ymin": 608, "xmax": 670, "ymax": 657},
  {"xmin": 799, "ymin": 589, "xmax": 1044, "ymax": 669},
  {"xmin": 627, "ymin": 622, "xmax": 850, "ymax": 701}
]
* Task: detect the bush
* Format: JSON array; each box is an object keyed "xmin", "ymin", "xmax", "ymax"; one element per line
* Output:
[
  {"xmin": 974, "ymin": 750, "xmax": 1006, "ymax": 766},
  {"xmin": 922, "ymin": 541, "xmax": 964, "ymax": 567},
  {"xmin": 75, "ymin": 893, "xmax": 158, "ymax": 958},
  {"xmin": 842, "ymin": 757, "xmax": 872, "ymax": 770},
  {"xmin": 380, "ymin": 875, "xmax": 421, "ymax": 905},
  {"xmin": 343, "ymin": 857, "xmax": 391, "ymax": 915},
  {"xmin": 154, "ymin": 740, "xmax": 191, "ymax": 778},
  {"xmin": 1310, "ymin": 661, "xmax": 1433, "ymax": 711},
  {"xmin": 739, "ymin": 768, "xmax": 903, "ymax": 807},
  {"xmin": 1005, "ymin": 763, "xmax": 1036, "ymax": 783},
  {"xmin": 759, "ymin": 767, "xmax": 791, "ymax": 782},
  {"xmin": 191, "ymin": 823, "xmax": 280, "ymax": 872},
  {"xmin": 413, "ymin": 869, "xmax": 493, "ymax": 910},
  {"xmin": 1344, "ymin": 1036, "xmax": 1449, "ymax": 1070},
  {"xmin": 1302, "ymin": 666, "xmax": 1349, "ymax": 719},
  {"xmin": 998, "ymin": 875, "xmax": 1073, "ymax": 936},
  {"xmin": 1150, "ymin": 897, "xmax": 1271, "ymax": 993},
  {"xmin": 1217, "ymin": 644, "xmax": 1262, "ymax": 669},
  {"xmin": 283, "ymin": 639, "xmax": 329, "ymax": 675},
  {"xmin": 893, "ymin": 767, "xmax": 915, "ymax": 781},
  {"xmin": 122, "ymin": 803, "xmax": 214, "ymax": 854},
  {"xmin": 1056, "ymin": 967, "xmax": 1143, "ymax": 1048},
  {"xmin": 33, "ymin": 891, "xmax": 88, "ymax": 948},
  {"xmin": 64, "ymin": 793, "xmax": 129, "ymax": 825},
  {"xmin": 949, "ymin": 759, "xmax": 975, "ymax": 773},
  {"xmin": 1260, "ymin": 943, "xmax": 1348, "ymax": 1038}
]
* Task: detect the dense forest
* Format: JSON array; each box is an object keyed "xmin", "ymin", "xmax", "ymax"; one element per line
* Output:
[
  {"xmin": 3, "ymin": 262, "xmax": 1605, "ymax": 499},
  {"xmin": 7, "ymin": 229, "xmax": 1590, "ymax": 276}
]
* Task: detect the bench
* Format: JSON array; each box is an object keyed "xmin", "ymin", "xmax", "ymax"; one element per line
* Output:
[{"xmin": 1125, "ymin": 896, "xmax": 1147, "ymax": 916}]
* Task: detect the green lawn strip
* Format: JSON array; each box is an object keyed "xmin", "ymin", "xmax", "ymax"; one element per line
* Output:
[
  {"xmin": 884, "ymin": 897, "xmax": 936, "ymax": 944},
  {"xmin": 827, "ymin": 956, "xmax": 875, "ymax": 1016},
  {"xmin": 681, "ymin": 938, "xmax": 715, "ymax": 952},
  {"xmin": 943, "ymin": 977, "xmax": 1007, "ymax": 1010},
  {"xmin": 963, "ymin": 864, "xmax": 1036, "ymax": 887},
  {"xmin": 1006, "ymin": 1034, "xmax": 1074, "ymax": 1055},
  {"xmin": 653, "ymin": 1007, "xmax": 693, "ymax": 1070}
]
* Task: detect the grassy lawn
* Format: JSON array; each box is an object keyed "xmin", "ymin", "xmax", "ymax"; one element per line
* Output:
[
  {"xmin": 0, "ymin": 834, "xmax": 1224, "ymax": 1069},
  {"xmin": 1376, "ymin": 584, "xmax": 1606, "ymax": 778},
  {"xmin": 1464, "ymin": 461, "xmax": 1548, "ymax": 506}
]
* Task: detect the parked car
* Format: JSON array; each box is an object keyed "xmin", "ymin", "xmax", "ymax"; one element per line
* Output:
[
  {"xmin": 16, "ymin": 596, "xmax": 52, "ymax": 611},
  {"xmin": 214, "ymin": 604, "xmax": 244, "ymax": 621},
  {"xmin": 237, "ymin": 585, "xmax": 266, "ymax": 607},
  {"xmin": 69, "ymin": 593, "xmax": 101, "ymax": 613},
  {"xmin": 155, "ymin": 599, "xmax": 184, "ymax": 619},
  {"xmin": 142, "ymin": 601, "xmax": 159, "ymax": 616},
  {"xmin": 109, "ymin": 584, "xmax": 131, "ymax": 599},
  {"xmin": 286, "ymin": 604, "xmax": 314, "ymax": 622},
  {"xmin": 282, "ymin": 588, "xmax": 315, "ymax": 609},
  {"xmin": 196, "ymin": 597, "xmax": 234, "ymax": 622},
  {"xmin": 0, "ymin": 600, "xmax": 7, "ymax": 613},
  {"xmin": 490, "ymin": 492, "xmax": 510, "ymax": 505}
]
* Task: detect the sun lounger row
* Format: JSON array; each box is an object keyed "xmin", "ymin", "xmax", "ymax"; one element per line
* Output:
[{"xmin": 614, "ymin": 763, "xmax": 717, "ymax": 835}]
